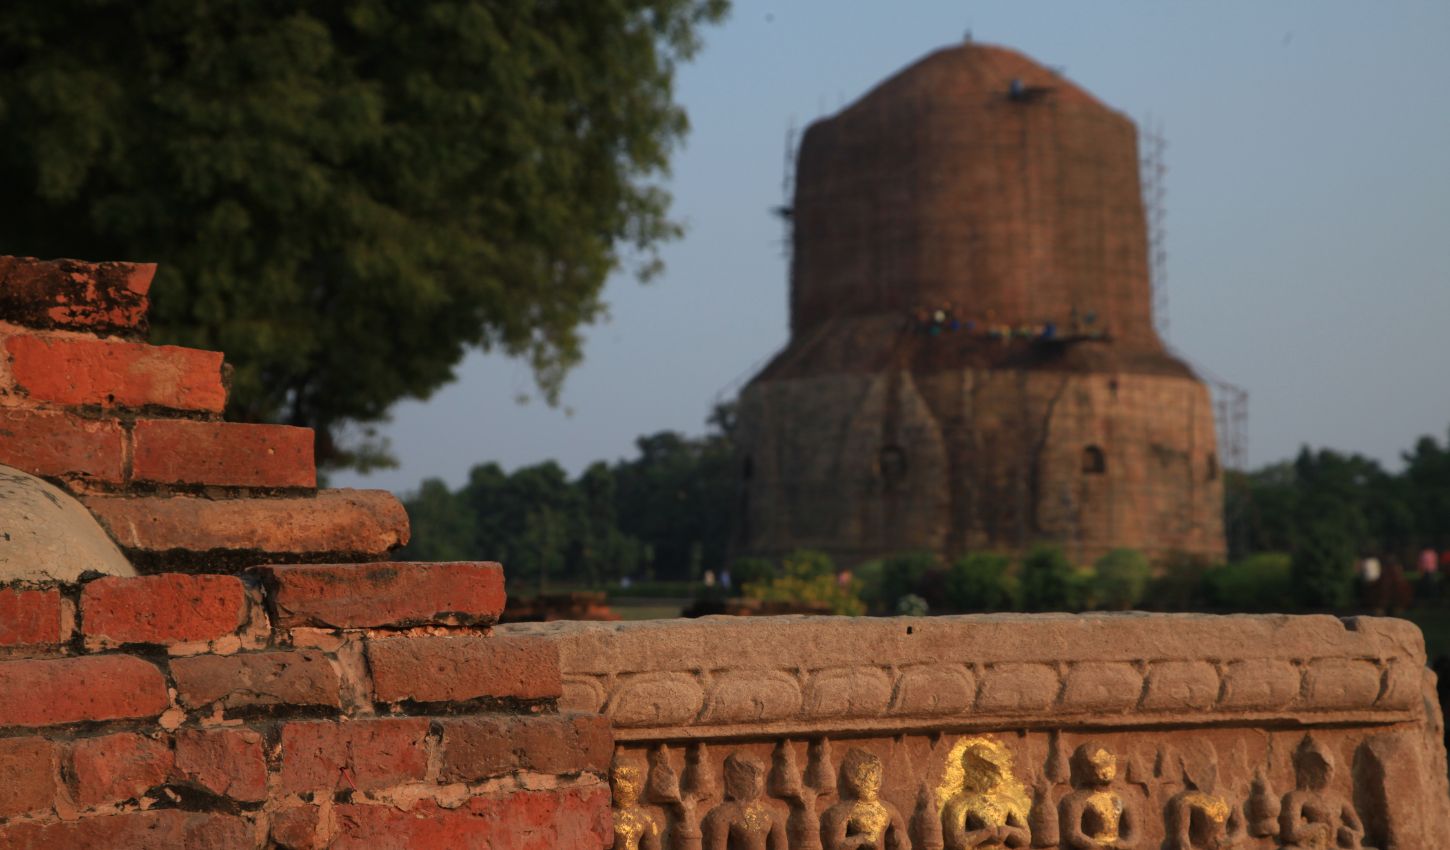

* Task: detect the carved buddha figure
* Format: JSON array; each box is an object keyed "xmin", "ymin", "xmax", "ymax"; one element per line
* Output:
[
  {"xmin": 1058, "ymin": 742, "xmax": 1139, "ymax": 850},
  {"xmin": 1278, "ymin": 737, "xmax": 1368, "ymax": 850},
  {"xmin": 940, "ymin": 738, "xmax": 1031, "ymax": 850},
  {"xmin": 612, "ymin": 757, "xmax": 662, "ymax": 850},
  {"xmin": 1164, "ymin": 757, "xmax": 1238, "ymax": 850},
  {"xmin": 821, "ymin": 748, "xmax": 910, "ymax": 850},
  {"xmin": 703, "ymin": 751, "xmax": 789, "ymax": 850}
]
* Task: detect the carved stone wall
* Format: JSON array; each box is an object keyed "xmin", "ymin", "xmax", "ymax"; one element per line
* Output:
[
  {"xmin": 737, "ymin": 364, "xmax": 1222, "ymax": 566},
  {"xmin": 500, "ymin": 614, "xmax": 1450, "ymax": 848}
]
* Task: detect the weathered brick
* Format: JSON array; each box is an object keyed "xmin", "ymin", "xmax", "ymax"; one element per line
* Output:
[
  {"xmin": 0, "ymin": 809, "xmax": 250, "ymax": 850},
  {"xmin": 0, "ymin": 408, "xmax": 125, "ymax": 484},
  {"xmin": 367, "ymin": 635, "xmax": 561, "ymax": 705},
  {"xmin": 5, "ymin": 333, "xmax": 225, "ymax": 412},
  {"xmin": 0, "ymin": 255, "xmax": 154, "ymax": 336},
  {"xmin": 439, "ymin": 714, "xmax": 611, "ymax": 782},
  {"xmin": 975, "ymin": 663, "xmax": 1061, "ymax": 713},
  {"xmin": 1060, "ymin": 662, "xmax": 1143, "ymax": 713},
  {"xmin": 131, "ymin": 419, "xmax": 315, "ymax": 488},
  {"xmin": 0, "ymin": 587, "xmax": 63, "ymax": 648},
  {"xmin": 280, "ymin": 718, "xmax": 429, "ymax": 794},
  {"xmin": 1303, "ymin": 658, "xmax": 1382, "ymax": 710},
  {"xmin": 257, "ymin": 562, "xmax": 503, "ymax": 630},
  {"xmin": 332, "ymin": 787, "xmax": 612, "ymax": 850},
  {"xmin": 1220, "ymin": 659, "xmax": 1300, "ymax": 710},
  {"xmin": 82, "ymin": 574, "xmax": 246, "ymax": 645},
  {"xmin": 84, "ymin": 489, "xmax": 409, "ymax": 561},
  {"xmin": 1142, "ymin": 660, "xmax": 1220, "ymax": 711},
  {"xmin": 270, "ymin": 805, "xmax": 324, "ymax": 850},
  {"xmin": 0, "ymin": 737, "xmax": 57, "ymax": 818},
  {"xmin": 172, "ymin": 649, "xmax": 341, "ymax": 711},
  {"xmin": 68, "ymin": 733, "xmax": 173, "ymax": 808},
  {"xmin": 173, "ymin": 728, "xmax": 267, "ymax": 803},
  {"xmin": 0, "ymin": 655, "xmax": 169, "ymax": 727}
]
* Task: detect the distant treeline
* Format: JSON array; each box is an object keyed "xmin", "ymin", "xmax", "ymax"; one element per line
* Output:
[
  {"xmin": 1225, "ymin": 432, "xmax": 1450, "ymax": 604},
  {"xmin": 399, "ymin": 405, "xmax": 737, "ymax": 589},
  {"xmin": 402, "ymin": 406, "xmax": 1450, "ymax": 601}
]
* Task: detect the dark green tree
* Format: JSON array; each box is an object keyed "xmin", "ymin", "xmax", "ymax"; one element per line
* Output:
[
  {"xmin": 397, "ymin": 477, "xmax": 476, "ymax": 561},
  {"xmin": 944, "ymin": 553, "xmax": 1017, "ymax": 612},
  {"xmin": 0, "ymin": 0, "xmax": 728, "ymax": 468},
  {"xmin": 1404, "ymin": 430, "xmax": 1450, "ymax": 550},
  {"xmin": 1291, "ymin": 517, "xmax": 1357, "ymax": 609},
  {"xmin": 1019, "ymin": 544, "xmax": 1077, "ymax": 612},
  {"xmin": 613, "ymin": 404, "xmax": 736, "ymax": 579},
  {"xmin": 1091, "ymin": 548, "xmax": 1151, "ymax": 611}
]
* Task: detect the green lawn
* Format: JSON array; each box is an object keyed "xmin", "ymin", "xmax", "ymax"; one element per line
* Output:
[{"xmin": 609, "ymin": 597, "xmax": 690, "ymax": 621}]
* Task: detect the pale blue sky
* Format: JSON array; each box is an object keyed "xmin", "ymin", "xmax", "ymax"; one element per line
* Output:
[{"xmin": 334, "ymin": 0, "xmax": 1450, "ymax": 493}]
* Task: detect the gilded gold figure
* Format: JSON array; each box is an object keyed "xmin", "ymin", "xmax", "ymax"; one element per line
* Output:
[
  {"xmin": 937, "ymin": 737, "xmax": 1031, "ymax": 850},
  {"xmin": 1058, "ymin": 743, "xmax": 1139, "ymax": 850},
  {"xmin": 702, "ymin": 751, "xmax": 789, "ymax": 850},
  {"xmin": 1164, "ymin": 750, "xmax": 1240, "ymax": 850},
  {"xmin": 1278, "ymin": 737, "xmax": 1369, "ymax": 850},
  {"xmin": 1165, "ymin": 790, "xmax": 1234, "ymax": 850},
  {"xmin": 612, "ymin": 757, "xmax": 663, "ymax": 850},
  {"xmin": 820, "ymin": 748, "xmax": 910, "ymax": 850}
]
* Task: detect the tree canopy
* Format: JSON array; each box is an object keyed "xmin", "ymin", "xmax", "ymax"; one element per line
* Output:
[
  {"xmin": 400, "ymin": 403, "xmax": 736, "ymax": 589},
  {"xmin": 0, "ymin": 0, "xmax": 728, "ymax": 467}
]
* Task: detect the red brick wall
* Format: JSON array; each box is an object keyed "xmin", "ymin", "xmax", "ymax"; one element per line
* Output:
[
  {"xmin": 0, "ymin": 255, "xmax": 405, "ymax": 569},
  {"xmin": 0, "ymin": 255, "xmax": 613, "ymax": 847},
  {"xmin": 0, "ymin": 562, "xmax": 612, "ymax": 848}
]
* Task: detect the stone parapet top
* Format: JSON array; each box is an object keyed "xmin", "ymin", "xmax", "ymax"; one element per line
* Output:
[{"xmin": 499, "ymin": 613, "xmax": 1430, "ymax": 740}]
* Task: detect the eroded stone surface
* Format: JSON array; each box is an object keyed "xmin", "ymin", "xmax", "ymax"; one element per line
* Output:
[
  {"xmin": 500, "ymin": 614, "xmax": 1430, "ymax": 736},
  {"xmin": 505, "ymin": 613, "xmax": 1450, "ymax": 849}
]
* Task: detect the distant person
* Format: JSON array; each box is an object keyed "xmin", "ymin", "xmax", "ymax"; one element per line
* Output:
[
  {"xmin": 1419, "ymin": 547, "xmax": 1438, "ymax": 575},
  {"xmin": 621, "ymin": 575, "xmax": 633, "ymax": 589},
  {"xmin": 703, "ymin": 569, "xmax": 716, "ymax": 588},
  {"xmin": 1368, "ymin": 559, "xmax": 1414, "ymax": 615},
  {"xmin": 720, "ymin": 569, "xmax": 732, "ymax": 591},
  {"xmin": 1359, "ymin": 556, "xmax": 1382, "ymax": 583}
]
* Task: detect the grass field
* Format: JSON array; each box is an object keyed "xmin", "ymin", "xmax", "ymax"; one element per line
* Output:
[{"xmin": 609, "ymin": 597, "xmax": 690, "ymax": 621}]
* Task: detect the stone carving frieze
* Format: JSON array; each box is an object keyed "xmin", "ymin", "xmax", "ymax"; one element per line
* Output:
[
  {"xmin": 500, "ymin": 614, "xmax": 1449, "ymax": 847},
  {"xmin": 610, "ymin": 731, "xmax": 1410, "ymax": 850}
]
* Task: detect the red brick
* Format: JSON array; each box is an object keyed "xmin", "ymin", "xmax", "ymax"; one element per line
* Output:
[
  {"xmin": 280, "ymin": 718, "xmax": 429, "ymax": 794},
  {"xmin": 257, "ymin": 562, "xmax": 504, "ymax": 630},
  {"xmin": 439, "ymin": 714, "xmax": 611, "ymax": 782},
  {"xmin": 0, "ymin": 255, "xmax": 153, "ymax": 336},
  {"xmin": 68, "ymin": 733, "xmax": 173, "ymax": 808},
  {"xmin": 82, "ymin": 574, "xmax": 246, "ymax": 645},
  {"xmin": 172, "ymin": 649, "xmax": 341, "ymax": 711},
  {"xmin": 270, "ymin": 805, "xmax": 324, "ymax": 849},
  {"xmin": 173, "ymin": 727, "xmax": 267, "ymax": 803},
  {"xmin": 332, "ymin": 787, "xmax": 612, "ymax": 850},
  {"xmin": 0, "ymin": 408, "xmax": 125, "ymax": 484},
  {"xmin": 367, "ymin": 635, "xmax": 561, "ymax": 705},
  {"xmin": 0, "ymin": 655, "xmax": 168, "ymax": 727},
  {"xmin": 0, "ymin": 587, "xmax": 63, "ymax": 648},
  {"xmin": 0, "ymin": 809, "xmax": 250, "ymax": 850},
  {"xmin": 5, "ymin": 333, "xmax": 225, "ymax": 412},
  {"xmin": 131, "ymin": 419, "xmax": 315, "ymax": 488},
  {"xmin": 83, "ymin": 489, "xmax": 410, "ymax": 561},
  {"xmin": 0, "ymin": 737, "xmax": 57, "ymax": 818}
]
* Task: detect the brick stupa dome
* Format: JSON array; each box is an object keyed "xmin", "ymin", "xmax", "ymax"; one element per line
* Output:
[
  {"xmin": 791, "ymin": 44, "xmax": 1157, "ymax": 352},
  {"xmin": 736, "ymin": 42, "xmax": 1225, "ymax": 564}
]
